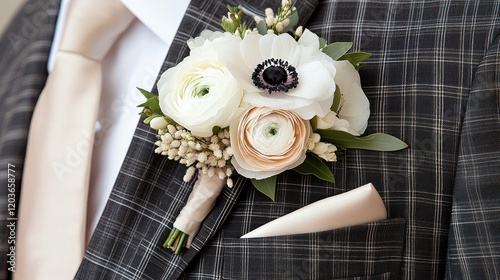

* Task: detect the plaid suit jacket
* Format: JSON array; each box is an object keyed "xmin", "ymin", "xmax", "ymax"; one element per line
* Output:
[{"xmin": 1, "ymin": 0, "xmax": 499, "ymax": 279}]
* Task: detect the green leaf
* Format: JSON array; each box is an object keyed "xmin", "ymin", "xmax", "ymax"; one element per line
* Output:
[
  {"xmin": 293, "ymin": 154, "xmax": 335, "ymax": 183},
  {"xmin": 137, "ymin": 87, "xmax": 162, "ymax": 114},
  {"xmin": 310, "ymin": 116, "xmax": 319, "ymax": 131},
  {"xmin": 142, "ymin": 113, "xmax": 164, "ymax": 124},
  {"xmin": 222, "ymin": 17, "xmax": 236, "ymax": 33},
  {"xmin": 338, "ymin": 52, "xmax": 372, "ymax": 69},
  {"xmin": 322, "ymin": 42, "xmax": 353, "ymax": 60},
  {"xmin": 139, "ymin": 108, "xmax": 152, "ymax": 116},
  {"xmin": 237, "ymin": 22, "xmax": 248, "ymax": 38},
  {"xmin": 331, "ymin": 85, "xmax": 342, "ymax": 112},
  {"xmin": 357, "ymin": 64, "xmax": 368, "ymax": 70},
  {"xmin": 227, "ymin": 5, "xmax": 240, "ymax": 15},
  {"xmin": 318, "ymin": 37, "xmax": 327, "ymax": 49},
  {"xmin": 317, "ymin": 130, "xmax": 409, "ymax": 151},
  {"xmin": 137, "ymin": 96, "xmax": 161, "ymax": 113},
  {"xmin": 137, "ymin": 87, "xmax": 156, "ymax": 99},
  {"xmin": 256, "ymin": 20, "xmax": 268, "ymax": 35},
  {"xmin": 251, "ymin": 176, "xmax": 277, "ymax": 201},
  {"xmin": 143, "ymin": 115, "xmax": 156, "ymax": 124},
  {"xmin": 282, "ymin": 12, "xmax": 298, "ymax": 33}
]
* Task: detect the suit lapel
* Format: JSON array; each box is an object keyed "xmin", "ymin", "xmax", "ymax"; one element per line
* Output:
[
  {"xmin": 79, "ymin": 0, "xmax": 318, "ymax": 279},
  {"xmin": 0, "ymin": 1, "xmax": 61, "ymax": 279}
]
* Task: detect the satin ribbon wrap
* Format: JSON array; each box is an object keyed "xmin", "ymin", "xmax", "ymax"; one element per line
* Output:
[{"xmin": 173, "ymin": 172, "xmax": 226, "ymax": 247}]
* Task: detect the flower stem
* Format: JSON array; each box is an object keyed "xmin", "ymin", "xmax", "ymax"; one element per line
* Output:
[
  {"xmin": 163, "ymin": 228, "xmax": 178, "ymax": 248},
  {"xmin": 176, "ymin": 232, "xmax": 188, "ymax": 255},
  {"xmin": 163, "ymin": 227, "xmax": 189, "ymax": 255}
]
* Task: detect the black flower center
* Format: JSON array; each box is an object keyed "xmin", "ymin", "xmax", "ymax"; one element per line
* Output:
[
  {"xmin": 263, "ymin": 66, "xmax": 288, "ymax": 85},
  {"xmin": 252, "ymin": 58, "xmax": 299, "ymax": 94}
]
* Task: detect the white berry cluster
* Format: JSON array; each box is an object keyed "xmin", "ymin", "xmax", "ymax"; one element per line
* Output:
[
  {"xmin": 254, "ymin": 0, "xmax": 298, "ymax": 34},
  {"xmin": 154, "ymin": 123, "xmax": 235, "ymax": 187}
]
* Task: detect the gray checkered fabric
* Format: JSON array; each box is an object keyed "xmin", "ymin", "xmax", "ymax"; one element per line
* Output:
[
  {"xmin": 445, "ymin": 32, "xmax": 500, "ymax": 279},
  {"xmin": 0, "ymin": 1, "xmax": 60, "ymax": 279},
  {"xmin": 1, "ymin": 0, "xmax": 499, "ymax": 279}
]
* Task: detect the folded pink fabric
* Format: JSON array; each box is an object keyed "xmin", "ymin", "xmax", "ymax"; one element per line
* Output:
[{"xmin": 241, "ymin": 183, "xmax": 387, "ymax": 238}]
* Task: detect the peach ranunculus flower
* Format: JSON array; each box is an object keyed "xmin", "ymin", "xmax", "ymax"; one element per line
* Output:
[{"xmin": 230, "ymin": 107, "xmax": 311, "ymax": 180}]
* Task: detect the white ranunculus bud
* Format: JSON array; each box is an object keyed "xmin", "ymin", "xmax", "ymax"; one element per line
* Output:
[
  {"xmin": 312, "ymin": 142, "xmax": 338, "ymax": 162},
  {"xmin": 149, "ymin": 117, "xmax": 168, "ymax": 130},
  {"xmin": 312, "ymin": 142, "xmax": 328, "ymax": 154},
  {"xmin": 316, "ymin": 111, "xmax": 337, "ymax": 129},
  {"xmin": 308, "ymin": 133, "xmax": 321, "ymax": 150},
  {"xmin": 295, "ymin": 26, "xmax": 303, "ymax": 37}
]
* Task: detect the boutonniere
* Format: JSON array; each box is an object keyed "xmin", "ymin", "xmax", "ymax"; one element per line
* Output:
[{"xmin": 138, "ymin": 1, "xmax": 407, "ymax": 254}]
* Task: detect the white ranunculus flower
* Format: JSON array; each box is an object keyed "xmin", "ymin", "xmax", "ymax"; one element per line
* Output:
[
  {"xmin": 331, "ymin": 60, "xmax": 370, "ymax": 135},
  {"xmin": 221, "ymin": 29, "xmax": 336, "ymax": 120},
  {"xmin": 158, "ymin": 33, "xmax": 246, "ymax": 137},
  {"xmin": 316, "ymin": 111, "xmax": 337, "ymax": 130},
  {"xmin": 315, "ymin": 110, "xmax": 362, "ymax": 136},
  {"xmin": 329, "ymin": 116, "xmax": 358, "ymax": 135},
  {"xmin": 230, "ymin": 107, "xmax": 311, "ymax": 180},
  {"xmin": 187, "ymin": 30, "xmax": 236, "ymax": 51}
]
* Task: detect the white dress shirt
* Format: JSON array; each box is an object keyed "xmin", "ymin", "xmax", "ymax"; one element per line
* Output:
[{"xmin": 48, "ymin": 0, "xmax": 190, "ymax": 243}]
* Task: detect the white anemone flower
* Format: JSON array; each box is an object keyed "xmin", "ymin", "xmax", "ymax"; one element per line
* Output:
[{"xmin": 221, "ymin": 29, "xmax": 336, "ymax": 120}]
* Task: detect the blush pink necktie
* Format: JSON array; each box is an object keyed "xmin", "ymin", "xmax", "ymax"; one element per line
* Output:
[{"xmin": 16, "ymin": 0, "xmax": 134, "ymax": 279}]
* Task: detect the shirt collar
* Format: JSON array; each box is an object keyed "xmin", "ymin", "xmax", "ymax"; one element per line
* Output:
[
  {"xmin": 121, "ymin": 0, "xmax": 190, "ymax": 45},
  {"xmin": 48, "ymin": 0, "xmax": 190, "ymax": 72}
]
